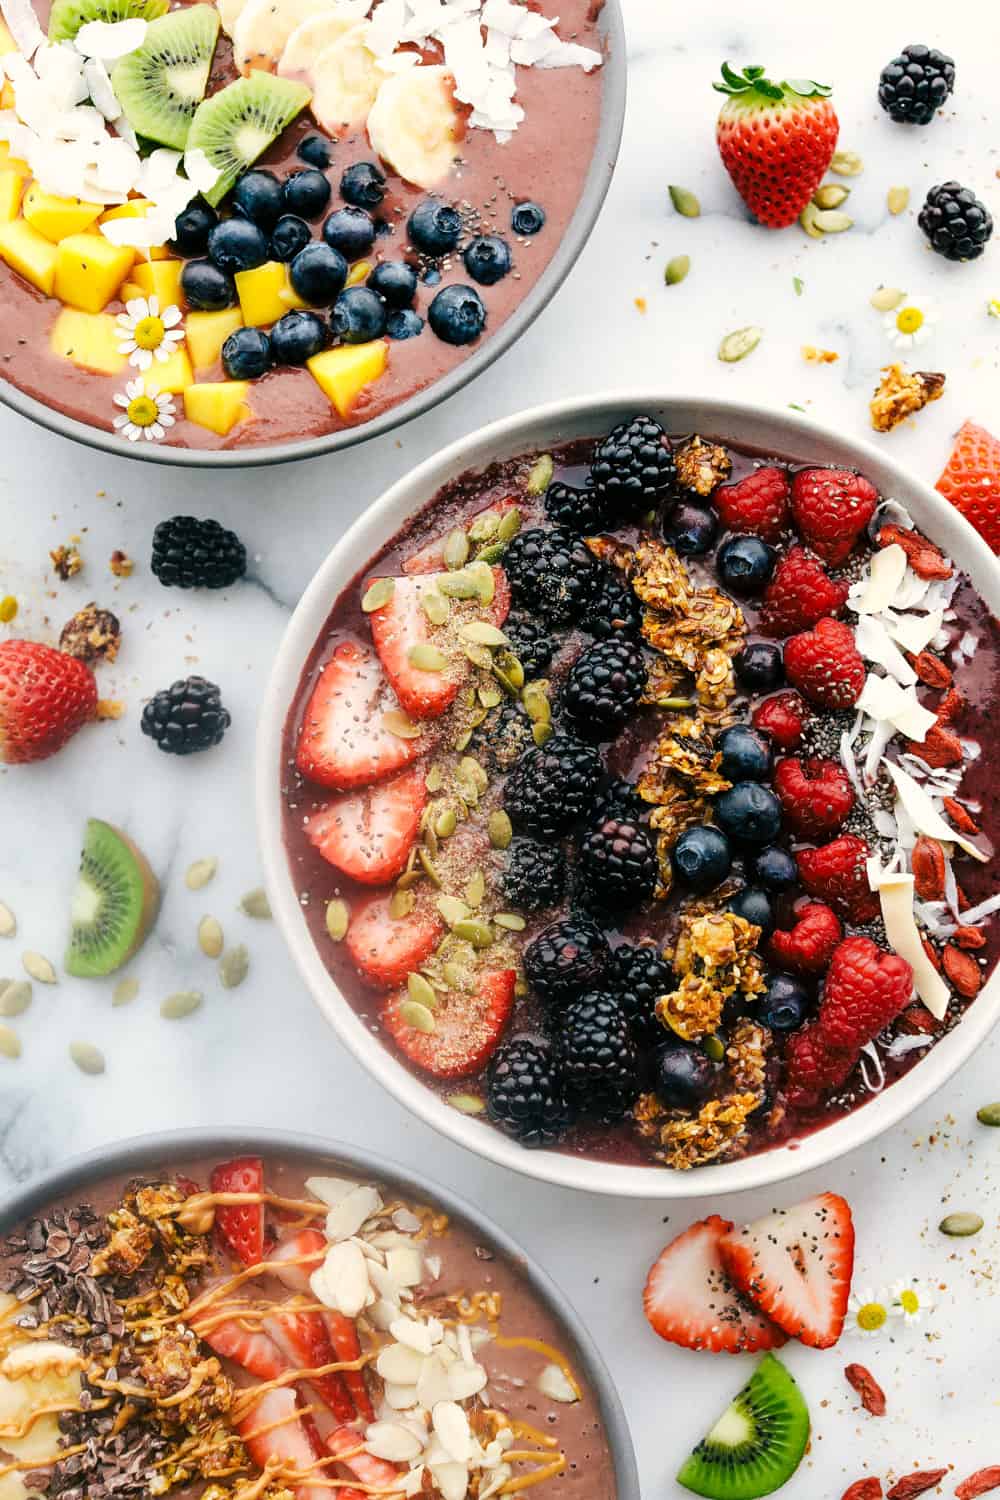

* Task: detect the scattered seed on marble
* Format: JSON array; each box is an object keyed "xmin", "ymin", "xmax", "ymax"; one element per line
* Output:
[
  {"xmin": 0, "ymin": 597, "xmax": 16, "ymax": 624},
  {"xmin": 813, "ymin": 182, "xmax": 850, "ymax": 210},
  {"xmin": 488, "ymin": 810, "xmax": 512, "ymax": 850},
  {"xmin": 0, "ymin": 981, "xmax": 30, "ymax": 1017},
  {"xmin": 240, "ymin": 888, "xmax": 271, "ymax": 920},
  {"xmin": 977, "ymin": 1103, "xmax": 1000, "ymax": 1127},
  {"xmin": 526, "ymin": 455, "xmax": 553, "ymax": 495},
  {"xmin": 185, "ymin": 858, "xmax": 217, "ymax": 891},
  {"xmin": 22, "ymin": 951, "xmax": 56, "ymax": 985},
  {"xmin": 161, "ymin": 991, "xmax": 202, "ymax": 1020},
  {"xmin": 0, "ymin": 903, "xmax": 15, "ymax": 938},
  {"xmin": 669, "ymin": 185, "xmax": 700, "ymax": 217},
  {"xmin": 0, "ymin": 1025, "xmax": 21, "ymax": 1059},
  {"xmin": 219, "ymin": 945, "xmax": 249, "ymax": 990},
  {"xmin": 799, "ymin": 201, "xmax": 823, "ymax": 238},
  {"xmin": 664, "ymin": 254, "xmax": 690, "ymax": 286},
  {"xmin": 399, "ymin": 999, "xmax": 435, "ymax": 1033},
  {"xmin": 325, "ymin": 899, "xmax": 349, "ymax": 941},
  {"xmin": 69, "ymin": 1040, "xmax": 105, "ymax": 1076},
  {"xmin": 718, "ymin": 326, "xmax": 763, "ymax": 363},
  {"xmin": 887, "ymin": 185, "xmax": 910, "ymax": 215},
  {"xmin": 939, "ymin": 1212, "xmax": 984, "ymax": 1238},
  {"xmin": 871, "ymin": 286, "xmax": 905, "ymax": 312},
  {"xmin": 831, "ymin": 150, "xmax": 864, "ymax": 176},
  {"xmin": 112, "ymin": 976, "xmax": 139, "ymax": 1007},
  {"xmin": 448, "ymin": 1093, "xmax": 485, "ymax": 1115},
  {"xmin": 198, "ymin": 916, "xmax": 224, "ymax": 959},
  {"xmin": 812, "ymin": 209, "xmax": 853, "ymax": 233}
]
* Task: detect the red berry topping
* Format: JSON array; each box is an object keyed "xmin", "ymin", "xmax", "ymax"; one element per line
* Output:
[
  {"xmin": 796, "ymin": 834, "xmax": 880, "ymax": 924},
  {"xmin": 769, "ymin": 901, "xmax": 843, "ymax": 974},
  {"xmin": 712, "ymin": 465, "xmax": 790, "ymax": 542},
  {"xmin": 759, "ymin": 546, "xmax": 850, "ymax": 638},
  {"xmin": 752, "ymin": 690, "xmax": 807, "ymax": 750},
  {"xmin": 936, "ymin": 419, "xmax": 1000, "ymax": 555},
  {"xmin": 784, "ymin": 618, "xmax": 866, "ymax": 710},
  {"xmin": 790, "ymin": 468, "xmax": 879, "ymax": 565},
  {"xmin": 773, "ymin": 756, "xmax": 855, "ymax": 838},
  {"xmin": 0, "ymin": 639, "xmax": 97, "ymax": 765}
]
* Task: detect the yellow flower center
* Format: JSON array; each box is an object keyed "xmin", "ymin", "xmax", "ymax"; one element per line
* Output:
[
  {"xmin": 126, "ymin": 394, "xmax": 159, "ymax": 428},
  {"xmin": 899, "ymin": 1289, "xmax": 920, "ymax": 1315},
  {"xmin": 133, "ymin": 315, "xmax": 166, "ymax": 351},
  {"xmin": 856, "ymin": 1302, "xmax": 888, "ymax": 1332},
  {"xmin": 895, "ymin": 306, "xmax": 924, "ymax": 335}
]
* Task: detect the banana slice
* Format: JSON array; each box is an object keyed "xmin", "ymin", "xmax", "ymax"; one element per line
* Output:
[
  {"xmin": 278, "ymin": 3, "xmax": 365, "ymax": 82},
  {"xmin": 367, "ymin": 64, "xmax": 460, "ymax": 191},
  {"xmin": 0, "ymin": 1330, "xmax": 82, "ymax": 1500},
  {"xmin": 309, "ymin": 22, "xmax": 388, "ymax": 132},
  {"xmin": 216, "ymin": 0, "xmax": 249, "ymax": 41},
  {"xmin": 233, "ymin": 0, "xmax": 342, "ymax": 75}
]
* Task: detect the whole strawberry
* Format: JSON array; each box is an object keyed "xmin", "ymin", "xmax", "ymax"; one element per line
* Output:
[
  {"xmin": 797, "ymin": 834, "xmax": 880, "ymax": 924},
  {"xmin": 790, "ymin": 468, "xmax": 879, "ymax": 565},
  {"xmin": 935, "ymin": 419, "xmax": 1000, "ymax": 554},
  {"xmin": 784, "ymin": 618, "xmax": 865, "ymax": 710},
  {"xmin": 770, "ymin": 901, "xmax": 842, "ymax": 973},
  {"xmin": 774, "ymin": 756, "xmax": 855, "ymax": 838},
  {"xmin": 714, "ymin": 63, "xmax": 839, "ymax": 229},
  {"xmin": 752, "ymin": 690, "xmax": 806, "ymax": 750},
  {"xmin": 712, "ymin": 465, "xmax": 790, "ymax": 542},
  {"xmin": 0, "ymin": 640, "xmax": 97, "ymax": 764},
  {"xmin": 759, "ymin": 546, "xmax": 850, "ymax": 638}
]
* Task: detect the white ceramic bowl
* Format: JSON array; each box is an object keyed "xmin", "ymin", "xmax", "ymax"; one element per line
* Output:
[{"xmin": 257, "ymin": 393, "xmax": 1000, "ymax": 1199}]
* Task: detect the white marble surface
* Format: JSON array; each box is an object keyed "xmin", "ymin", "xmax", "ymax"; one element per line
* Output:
[{"xmin": 2, "ymin": 0, "xmax": 1000, "ymax": 1494}]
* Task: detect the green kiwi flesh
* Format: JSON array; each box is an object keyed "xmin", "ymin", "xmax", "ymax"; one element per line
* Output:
[
  {"xmin": 112, "ymin": 5, "xmax": 221, "ymax": 152},
  {"xmin": 186, "ymin": 73, "xmax": 312, "ymax": 206},
  {"xmin": 677, "ymin": 1355, "xmax": 810, "ymax": 1500},
  {"xmin": 64, "ymin": 819, "xmax": 160, "ymax": 979},
  {"xmin": 48, "ymin": 0, "xmax": 168, "ymax": 45}
]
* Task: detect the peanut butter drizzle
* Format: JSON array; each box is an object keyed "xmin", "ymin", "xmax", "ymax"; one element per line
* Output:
[
  {"xmin": 167, "ymin": 1190, "xmax": 328, "ymax": 1220},
  {"xmin": 0, "ymin": 1441, "xmax": 88, "ymax": 1479},
  {"xmin": 448, "ymin": 1290, "xmax": 503, "ymax": 1325},
  {"xmin": 187, "ymin": 1292, "xmax": 333, "ymax": 1337},
  {"xmin": 499, "ymin": 1452, "xmax": 568, "ymax": 1492},
  {"xmin": 492, "ymin": 1337, "xmax": 582, "ymax": 1400},
  {"xmin": 181, "ymin": 1252, "xmax": 323, "ymax": 1324},
  {"xmin": 230, "ymin": 1343, "xmax": 376, "ymax": 1422},
  {"xmin": 0, "ymin": 1397, "xmax": 109, "ymax": 1440}
]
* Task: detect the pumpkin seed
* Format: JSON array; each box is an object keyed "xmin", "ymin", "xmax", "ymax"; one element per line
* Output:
[
  {"xmin": 435, "ymin": 808, "xmax": 458, "ymax": 839},
  {"xmin": 161, "ymin": 991, "xmax": 202, "ymax": 1020},
  {"xmin": 488, "ymin": 810, "xmax": 513, "ymax": 850},
  {"xmin": 408, "ymin": 643, "xmax": 449, "ymax": 672},
  {"xmin": 382, "ymin": 709, "xmax": 422, "ymax": 740},
  {"xmin": 421, "ymin": 591, "xmax": 450, "ymax": 627},
  {"xmin": 22, "ymin": 952, "xmax": 56, "ymax": 985},
  {"xmin": 399, "ymin": 999, "xmax": 435, "ymax": 1033},
  {"xmin": 220, "ymin": 946, "xmax": 249, "ymax": 990},
  {"xmin": 443, "ymin": 961, "xmax": 468, "ymax": 989},
  {"xmin": 831, "ymin": 150, "xmax": 864, "ymax": 176},
  {"xmin": 453, "ymin": 727, "xmax": 473, "ymax": 753},
  {"xmin": 325, "ymin": 899, "xmax": 349, "ymax": 941},
  {"xmin": 459, "ymin": 756, "xmax": 488, "ymax": 793},
  {"xmin": 443, "ymin": 529, "xmax": 470, "ymax": 570},
  {"xmin": 452, "ymin": 918, "xmax": 493, "ymax": 949},
  {"xmin": 493, "ymin": 649, "xmax": 524, "ymax": 693},
  {"xmin": 478, "ymin": 683, "xmax": 503, "ymax": 709},
  {"xmin": 497, "ymin": 507, "xmax": 522, "ymax": 543},
  {"xmin": 887, "ymin": 185, "xmax": 910, "ymax": 216},
  {"xmin": 467, "ymin": 705, "xmax": 488, "ymax": 731},
  {"xmin": 389, "ymin": 890, "xmax": 415, "ymax": 920},
  {"xmin": 532, "ymin": 721, "xmax": 553, "ymax": 747},
  {"xmin": 798, "ymin": 201, "xmax": 824, "ymax": 239},
  {"xmin": 813, "ymin": 208, "xmax": 853, "ymax": 233},
  {"xmin": 462, "ymin": 642, "xmax": 493, "ymax": 672},
  {"xmin": 425, "ymin": 764, "xmax": 444, "ymax": 793},
  {"xmin": 669, "ymin": 184, "xmax": 700, "ymax": 218},
  {"xmin": 407, "ymin": 972, "xmax": 438, "ymax": 1009},
  {"xmin": 813, "ymin": 182, "xmax": 849, "ymax": 210},
  {"xmin": 870, "ymin": 286, "xmax": 905, "ymax": 312},
  {"xmin": 437, "ymin": 894, "xmax": 470, "ymax": 927},
  {"xmin": 468, "ymin": 510, "xmax": 500, "ymax": 543},
  {"xmin": 395, "ymin": 869, "xmax": 423, "ymax": 891},
  {"xmin": 460, "ymin": 621, "xmax": 510, "ymax": 648},
  {"xmin": 718, "ymin": 326, "xmax": 763, "ymax": 363},
  {"xmin": 185, "ymin": 858, "xmax": 217, "ymax": 891},
  {"xmin": 521, "ymin": 681, "xmax": 551, "ymax": 723},
  {"xmin": 361, "ymin": 577, "xmax": 395, "ymax": 613},
  {"xmin": 467, "ymin": 560, "xmax": 496, "ymax": 605},
  {"xmin": 423, "ymin": 821, "xmax": 439, "ymax": 857},
  {"xmin": 704, "ymin": 1035, "xmax": 725, "ymax": 1062},
  {"xmin": 198, "ymin": 916, "xmax": 224, "ymax": 959},
  {"xmin": 977, "ymin": 1103, "xmax": 1000, "ymax": 1127},
  {"xmin": 465, "ymin": 870, "xmax": 486, "ymax": 908},
  {"xmin": 494, "ymin": 912, "xmax": 526, "ymax": 932},
  {"xmin": 475, "ymin": 540, "xmax": 507, "ymax": 565},
  {"xmin": 112, "ymin": 977, "xmax": 139, "ymax": 1008},
  {"xmin": 0, "ymin": 981, "xmax": 30, "ymax": 1017},
  {"xmin": 664, "ymin": 253, "xmax": 691, "ymax": 286},
  {"xmin": 240, "ymin": 888, "xmax": 271, "ymax": 920},
  {"xmin": 418, "ymin": 849, "xmax": 441, "ymax": 887},
  {"xmin": 69, "ymin": 1040, "xmax": 105, "ymax": 1076},
  {"xmin": 0, "ymin": 902, "xmax": 15, "ymax": 938},
  {"xmin": 526, "ymin": 454, "xmax": 554, "ymax": 496},
  {"xmin": 447, "ymin": 1092, "xmax": 485, "ymax": 1115},
  {"xmin": 939, "ymin": 1212, "xmax": 983, "ymax": 1238},
  {"xmin": 0, "ymin": 1025, "xmax": 20, "ymax": 1059},
  {"xmin": 438, "ymin": 570, "xmax": 479, "ymax": 599}
]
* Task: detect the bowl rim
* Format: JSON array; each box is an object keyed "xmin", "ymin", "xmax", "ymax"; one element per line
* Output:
[
  {"xmin": 0, "ymin": 3, "xmax": 626, "ymax": 470},
  {"xmin": 0, "ymin": 1125, "xmax": 640, "ymax": 1498},
  {"xmin": 256, "ymin": 389, "xmax": 1000, "ymax": 1200}
]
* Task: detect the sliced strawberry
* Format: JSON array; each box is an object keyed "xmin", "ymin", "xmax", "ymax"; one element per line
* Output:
[
  {"xmin": 194, "ymin": 1315, "xmax": 289, "ymax": 1381},
  {"xmin": 327, "ymin": 1425, "xmax": 404, "ymax": 1489},
  {"xmin": 643, "ymin": 1215, "xmax": 788, "ymax": 1355},
  {"xmin": 271, "ymin": 1231, "xmax": 374, "ymax": 1422},
  {"xmin": 269, "ymin": 1228, "xmax": 327, "ymax": 1292},
  {"xmin": 384, "ymin": 967, "xmax": 516, "ymax": 1079},
  {"xmin": 296, "ymin": 640, "xmax": 423, "ymax": 792},
  {"xmin": 265, "ymin": 1310, "xmax": 354, "ymax": 1423},
  {"xmin": 210, "ymin": 1156, "xmax": 265, "ymax": 1266},
  {"xmin": 345, "ymin": 893, "xmax": 444, "ymax": 989},
  {"xmin": 402, "ymin": 499, "xmax": 518, "ymax": 574},
  {"xmin": 238, "ymin": 1387, "xmax": 327, "ymax": 1500},
  {"xmin": 720, "ymin": 1192, "xmax": 855, "ymax": 1350},
  {"xmin": 305, "ymin": 766, "xmax": 426, "ymax": 886}
]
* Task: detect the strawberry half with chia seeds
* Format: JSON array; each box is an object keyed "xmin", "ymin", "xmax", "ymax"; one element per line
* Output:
[
  {"xmin": 774, "ymin": 756, "xmax": 855, "ymax": 838},
  {"xmin": 712, "ymin": 465, "xmax": 790, "ymax": 542},
  {"xmin": 759, "ymin": 546, "xmax": 850, "ymax": 638},
  {"xmin": 0, "ymin": 639, "xmax": 97, "ymax": 764},
  {"xmin": 789, "ymin": 468, "xmax": 879, "ymax": 565},
  {"xmin": 784, "ymin": 618, "xmax": 866, "ymax": 710},
  {"xmin": 305, "ymin": 765, "xmax": 426, "ymax": 885},
  {"xmin": 643, "ymin": 1214, "xmax": 788, "ymax": 1355},
  {"xmin": 714, "ymin": 64, "xmax": 839, "ymax": 229},
  {"xmin": 384, "ymin": 968, "xmax": 516, "ymax": 1078},
  {"xmin": 797, "ymin": 834, "xmax": 880, "ymax": 924},
  {"xmin": 344, "ymin": 893, "xmax": 444, "ymax": 990},
  {"xmin": 295, "ymin": 640, "xmax": 423, "ymax": 792}
]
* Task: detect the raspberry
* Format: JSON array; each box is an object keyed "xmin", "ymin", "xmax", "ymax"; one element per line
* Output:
[
  {"xmin": 789, "ymin": 468, "xmax": 879, "ymax": 565},
  {"xmin": 773, "ymin": 756, "xmax": 855, "ymax": 838},
  {"xmin": 796, "ymin": 834, "xmax": 880, "ymax": 924},
  {"xmin": 783, "ymin": 1025, "xmax": 855, "ymax": 1109},
  {"xmin": 752, "ymin": 691, "xmax": 806, "ymax": 750},
  {"xmin": 712, "ymin": 465, "xmax": 790, "ymax": 543},
  {"xmin": 758, "ymin": 546, "xmax": 850, "ymax": 638},
  {"xmin": 769, "ymin": 902, "xmax": 843, "ymax": 974},
  {"xmin": 783, "ymin": 618, "xmax": 865, "ymax": 710}
]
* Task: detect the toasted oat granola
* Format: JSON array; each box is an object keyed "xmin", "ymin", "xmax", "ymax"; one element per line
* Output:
[
  {"xmin": 634, "ymin": 1090, "xmax": 761, "ymax": 1169},
  {"xmin": 656, "ymin": 913, "xmax": 766, "ymax": 1040},
  {"xmin": 869, "ymin": 362, "xmax": 945, "ymax": 433},
  {"xmin": 59, "ymin": 603, "xmax": 121, "ymax": 663},
  {"xmin": 673, "ymin": 435, "xmax": 732, "ymax": 496},
  {"xmin": 50, "ymin": 543, "xmax": 83, "ymax": 580}
]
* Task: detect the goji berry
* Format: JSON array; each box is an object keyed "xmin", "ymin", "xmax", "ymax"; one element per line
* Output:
[
  {"xmin": 844, "ymin": 1362, "xmax": 887, "ymax": 1416},
  {"xmin": 942, "ymin": 797, "xmax": 980, "ymax": 836},
  {"xmin": 900, "ymin": 1003, "xmax": 939, "ymax": 1033},
  {"xmin": 842, "ymin": 1482, "xmax": 883, "ymax": 1500},
  {"xmin": 954, "ymin": 925, "xmax": 987, "ymax": 951},
  {"xmin": 909, "ymin": 651, "xmax": 953, "ymax": 689},
  {"xmin": 936, "ymin": 688, "xmax": 966, "ymax": 725},
  {"xmin": 920, "ymin": 937, "xmax": 943, "ymax": 974},
  {"xmin": 942, "ymin": 944, "xmax": 982, "ymax": 998},
  {"xmin": 916, "ymin": 723, "xmax": 963, "ymax": 768},
  {"xmin": 878, "ymin": 523, "xmax": 953, "ymax": 579},
  {"xmin": 955, "ymin": 1467, "xmax": 1000, "ymax": 1500},
  {"xmin": 886, "ymin": 1471, "xmax": 949, "ymax": 1499},
  {"xmin": 912, "ymin": 836, "xmax": 947, "ymax": 901}
]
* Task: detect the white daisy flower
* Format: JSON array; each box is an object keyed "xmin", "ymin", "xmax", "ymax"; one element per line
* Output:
[
  {"xmin": 889, "ymin": 1278, "xmax": 935, "ymax": 1326},
  {"xmin": 883, "ymin": 294, "xmax": 938, "ymax": 350},
  {"xmin": 112, "ymin": 379, "xmax": 176, "ymax": 443},
  {"xmin": 846, "ymin": 1286, "xmax": 891, "ymax": 1339},
  {"xmin": 116, "ymin": 295, "xmax": 184, "ymax": 372}
]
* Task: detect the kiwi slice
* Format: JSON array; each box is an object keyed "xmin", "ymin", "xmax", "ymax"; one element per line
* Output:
[
  {"xmin": 186, "ymin": 73, "xmax": 312, "ymax": 206},
  {"xmin": 48, "ymin": 0, "xmax": 168, "ymax": 44},
  {"xmin": 677, "ymin": 1355, "xmax": 810, "ymax": 1500},
  {"xmin": 64, "ymin": 819, "xmax": 160, "ymax": 979},
  {"xmin": 112, "ymin": 5, "xmax": 221, "ymax": 152}
]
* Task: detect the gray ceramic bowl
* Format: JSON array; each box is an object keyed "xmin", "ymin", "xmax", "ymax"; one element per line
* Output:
[
  {"xmin": 0, "ymin": 1126, "xmax": 640, "ymax": 1497},
  {"xmin": 0, "ymin": 9, "xmax": 626, "ymax": 469}
]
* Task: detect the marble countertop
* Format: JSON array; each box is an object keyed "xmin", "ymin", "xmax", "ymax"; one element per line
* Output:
[{"xmin": 2, "ymin": 0, "xmax": 1000, "ymax": 1493}]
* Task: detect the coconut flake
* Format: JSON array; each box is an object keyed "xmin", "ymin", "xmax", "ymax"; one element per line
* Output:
[
  {"xmin": 886, "ymin": 1032, "xmax": 934, "ymax": 1059},
  {"xmin": 876, "ymin": 873, "xmax": 950, "ymax": 1021},
  {"xmin": 859, "ymin": 1041, "xmax": 886, "ymax": 1094},
  {"xmin": 0, "ymin": 0, "xmax": 44, "ymax": 59},
  {"xmin": 82, "ymin": 58, "xmax": 120, "ymax": 119},
  {"xmin": 851, "ymin": 543, "xmax": 907, "ymax": 614},
  {"xmin": 883, "ymin": 759, "xmax": 988, "ymax": 861},
  {"xmin": 184, "ymin": 144, "xmax": 220, "ymax": 193},
  {"xmin": 855, "ymin": 614, "xmax": 917, "ymax": 685},
  {"xmin": 958, "ymin": 891, "xmax": 1000, "ymax": 925},
  {"xmin": 884, "ymin": 607, "xmax": 944, "ymax": 656},
  {"xmin": 74, "ymin": 17, "xmax": 147, "ymax": 59}
]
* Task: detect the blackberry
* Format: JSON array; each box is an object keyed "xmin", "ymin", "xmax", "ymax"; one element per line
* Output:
[
  {"xmin": 563, "ymin": 637, "xmax": 647, "ymax": 741},
  {"xmin": 524, "ymin": 914, "xmax": 611, "ymax": 1006},
  {"xmin": 501, "ymin": 841, "xmax": 565, "ymax": 912},
  {"xmin": 503, "ymin": 731, "xmax": 602, "ymax": 838},
  {"xmin": 612, "ymin": 943, "xmax": 674, "ymax": 1048},
  {"xmin": 578, "ymin": 565, "xmax": 642, "ymax": 642},
  {"xmin": 150, "ymin": 516, "xmax": 246, "ymax": 589},
  {"xmin": 473, "ymin": 699, "xmax": 533, "ymax": 772},
  {"xmin": 141, "ymin": 676, "xmax": 230, "ymax": 755},
  {"xmin": 504, "ymin": 611, "xmax": 558, "ymax": 679},
  {"xmin": 878, "ymin": 44, "xmax": 955, "ymax": 125},
  {"xmin": 590, "ymin": 415, "xmax": 674, "ymax": 514},
  {"xmin": 918, "ymin": 182, "xmax": 993, "ymax": 262},
  {"xmin": 556, "ymin": 990, "xmax": 639, "ymax": 1114},
  {"xmin": 593, "ymin": 777, "xmax": 646, "ymax": 825},
  {"xmin": 503, "ymin": 526, "xmax": 598, "ymax": 625},
  {"xmin": 486, "ymin": 1036, "xmax": 575, "ymax": 1147},
  {"xmin": 579, "ymin": 818, "xmax": 658, "ymax": 912},
  {"xmin": 544, "ymin": 479, "xmax": 609, "ymax": 534}
]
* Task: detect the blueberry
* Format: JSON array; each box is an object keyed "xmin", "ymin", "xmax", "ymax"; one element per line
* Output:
[
  {"xmin": 727, "ymin": 886, "xmax": 774, "ymax": 936},
  {"xmin": 207, "ymin": 217, "xmax": 269, "ymax": 273},
  {"xmin": 422, "ymin": 266, "xmax": 442, "ymax": 285},
  {"xmin": 717, "ymin": 725, "xmax": 773, "ymax": 783},
  {"xmin": 386, "ymin": 308, "xmax": 425, "ymax": 340},
  {"xmin": 297, "ymin": 134, "xmax": 331, "ymax": 169},
  {"xmin": 269, "ymin": 309, "xmax": 328, "ymax": 365},
  {"xmin": 367, "ymin": 259, "xmax": 418, "ymax": 307},
  {"xmin": 170, "ymin": 199, "xmax": 217, "ymax": 257},
  {"xmin": 322, "ymin": 206, "xmax": 376, "ymax": 260},
  {"xmin": 735, "ymin": 641, "xmax": 784, "ymax": 693},
  {"xmin": 231, "ymin": 169, "xmax": 284, "ymax": 229},
  {"xmin": 756, "ymin": 972, "xmax": 811, "ymax": 1033},
  {"xmin": 180, "ymin": 259, "xmax": 236, "ymax": 311},
  {"xmin": 408, "ymin": 198, "xmax": 462, "ymax": 255},
  {"xmin": 270, "ymin": 214, "xmax": 312, "ymax": 262},
  {"xmin": 428, "ymin": 284, "xmax": 486, "ymax": 345},
  {"xmin": 512, "ymin": 200, "xmax": 545, "ymax": 235},
  {"xmin": 463, "ymin": 233, "xmax": 512, "ymax": 285},
  {"xmin": 748, "ymin": 845, "xmax": 798, "ymax": 891},
  {"xmin": 283, "ymin": 168, "xmax": 331, "ymax": 220},
  {"xmin": 655, "ymin": 1046, "xmax": 715, "ymax": 1110},
  {"xmin": 331, "ymin": 286, "xmax": 387, "ymax": 343},
  {"xmin": 340, "ymin": 160, "xmax": 386, "ymax": 208},
  {"xmin": 664, "ymin": 501, "xmax": 718, "ymax": 556},
  {"xmin": 715, "ymin": 782, "xmax": 783, "ymax": 845},
  {"xmin": 716, "ymin": 535, "xmax": 776, "ymax": 595},
  {"xmin": 289, "ymin": 242, "xmax": 348, "ymax": 305},
  {"xmin": 671, "ymin": 826, "xmax": 732, "ymax": 892},
  {"xmin": 221, "ymin": 326, "xmax": 271, "ymax": 379}
]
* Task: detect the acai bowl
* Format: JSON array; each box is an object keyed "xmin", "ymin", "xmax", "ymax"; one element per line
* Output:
[
  {"xmin": 0, "ymin": 0, "xmax": 623, "ymax": 464},
  {"xmin": 258, "ymin": 395, "xmax": 1000, "ymax": 1198}
]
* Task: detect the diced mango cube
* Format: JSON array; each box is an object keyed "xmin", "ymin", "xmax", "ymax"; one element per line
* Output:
[
  {"xmin": 143, "ymin": 346, "xmax": 194, "ymax": 395},
  {"xmin": 50, "ymin": 308, "xmax": 127, "ymax": 376},
  {"xmin": 100, "ymin": 201, "xmax": 169, "ymax": 259},
  {"xmin": 0, "ymin": 218, "xmax": 58, "ymax": 295},
  {"xmin": 186, "ymin": 307, "xmax": 243, "ymax": 371},
  {"xmin": 0, "ymin": 80, "xmax": 12, "ymax": 109},
  {"xmin": 234, "ymin": 260, "xmax": 304, "ymax": 326},
  {"xmin": 23, "ymin": 183, "xmax": 103, "ymax": 243},
  {"xmin": 129, "ymin": 258, "xmax": 184, "ymax": 309},
  {"xmin": 184, "ymin": 381, "xmax": 251, "ymax": 436},
  {"xmin": 0, "ymin": 144, "xmax": 29, "ymax": 175},
  {"xmin": 0, "ymin": 18, "xmax": 16, "ymax": 52},
  {"xmin": 0, "ymin": 169, "xmax": 25, "ymax": 223},
  {"xmin": 345, "ymin": 259, "xmax": 372, "ymax": 288},
  {"xmin": 307, "ymin": 340, "xmax": 389, "ymax": 418},
  {"xmin": 54, "ymin": 234, "xmax": 134, "ymax": 313}
]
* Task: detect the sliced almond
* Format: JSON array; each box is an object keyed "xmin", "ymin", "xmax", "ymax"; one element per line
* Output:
[{"xmin": 365, "ymin": 1421, "xmax": 424, "ymax": 1463}]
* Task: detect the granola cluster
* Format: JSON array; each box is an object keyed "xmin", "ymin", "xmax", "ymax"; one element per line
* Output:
[
  {"xmin": 869, "ymin": 362, "xmax": 946, "ymax": 432},
  {"xmin": 59, "ymin": 604, "xmax": 121, "ymax": 664},
  {"xmin": 656, "ymin": 912, "xmax": 766, "ymax": 1042},
  {"xmin": 673, "ymin": 435, "xmax": 733, "ymax": 497}
]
